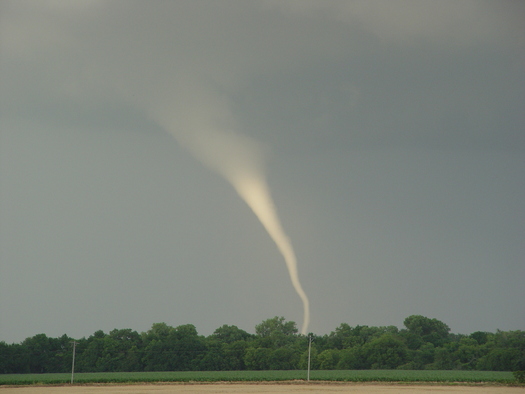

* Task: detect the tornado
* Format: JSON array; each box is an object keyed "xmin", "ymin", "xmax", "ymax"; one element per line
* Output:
[{"xmin": 152, "ymin": 97, "xmax": 310, "ymax": 334}]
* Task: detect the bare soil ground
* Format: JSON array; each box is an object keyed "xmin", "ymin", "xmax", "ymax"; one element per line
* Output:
[{"xmin": 1, "ymin": 383, "xmax": 523, "ymax": 394}]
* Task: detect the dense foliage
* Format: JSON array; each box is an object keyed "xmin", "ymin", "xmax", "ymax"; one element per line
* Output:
[
  {"xmin": 0, "ymin": 370, "xmax": 516, "ymax": 385},
  {"xmin": 1, "ymin": 316, "xmax": 523, "ymax": 373}
]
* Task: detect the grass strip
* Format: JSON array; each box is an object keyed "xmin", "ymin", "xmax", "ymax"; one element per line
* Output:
[{"xmin": 0, "ymin": 370, "xmax": 516, "ymax": 386}]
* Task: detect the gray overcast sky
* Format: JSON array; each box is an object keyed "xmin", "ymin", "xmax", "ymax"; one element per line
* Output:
[{"xmin": 1, "ymin": 0, "xmax": 524, "ymax": 343}]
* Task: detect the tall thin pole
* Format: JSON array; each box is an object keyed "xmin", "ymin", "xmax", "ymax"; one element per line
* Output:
[
  {"xmin": 70, "ymin": 341, "xmax": 77, "ymax": 384},
  {"xmin": 307, "ymin": 335, "xmax": 312, "ymax": 382}
]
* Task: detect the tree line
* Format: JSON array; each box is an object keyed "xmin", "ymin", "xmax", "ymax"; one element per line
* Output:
[{"xmin": 1, "ymin": 315, "xmax": 523, "ymax": 373}]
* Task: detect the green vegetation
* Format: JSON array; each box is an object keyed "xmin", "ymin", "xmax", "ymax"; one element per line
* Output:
[
  {"xmin": 514, "ymin": 371, "xmax": 525, "ymax": 383},
  {"xmin": 0, "ymin": 370, "xmax": 516, "ymax": 385},
  {"xmin": 1, "ymin": 315, "xmax": 524, "ymax": 380}
]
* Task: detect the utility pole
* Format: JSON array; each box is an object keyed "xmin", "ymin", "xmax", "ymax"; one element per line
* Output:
[
  {"xmin": 70, "ymin": 341, "xmax": 77, "ymax": 384},
  {"xmin": 307, "ymin": 334, "xmax": 312, "ymax": 382}
]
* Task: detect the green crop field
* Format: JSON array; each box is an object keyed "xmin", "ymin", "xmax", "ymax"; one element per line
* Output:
[{"xmin": 0, "ymin": 370, "xmax": 517, "ymax": 386}]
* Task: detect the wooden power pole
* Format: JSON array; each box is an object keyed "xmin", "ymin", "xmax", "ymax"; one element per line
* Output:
[{"xmin": 70, "ymin": 341, "xmax": 77, "ymax": 384}]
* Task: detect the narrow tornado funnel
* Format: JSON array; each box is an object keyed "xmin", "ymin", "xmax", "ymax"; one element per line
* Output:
[{"xmin": 153, "ymin": 100, "xmax": 310, "ymax": 334}]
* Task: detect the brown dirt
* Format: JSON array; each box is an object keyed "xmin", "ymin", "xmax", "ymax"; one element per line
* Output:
[{"xmin": 0, "ymin": 383, "xmax": 523, "ymax": 394}]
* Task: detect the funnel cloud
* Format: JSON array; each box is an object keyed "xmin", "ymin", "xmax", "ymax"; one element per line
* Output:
[{"xmin": 153, "ymin": 98, "xmax": 310, "ymax": 335}]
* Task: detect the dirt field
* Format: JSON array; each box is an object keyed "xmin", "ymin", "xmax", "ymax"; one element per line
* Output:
[{"xmin": 1, "ymin": 383, "xmax": 523, "ymax": 394}]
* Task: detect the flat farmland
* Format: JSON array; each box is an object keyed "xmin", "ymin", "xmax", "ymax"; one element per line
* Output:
[
  {"xmin": 1, "ymin": 383, "xmax": 524, "ymax": 394},
  {"xmin": 0, "ymin": 370, "xmax": 516, "ymax": 385},
  {"xmin": 1, "ymin": 370, "xmax": 522, "ymax": 394}
]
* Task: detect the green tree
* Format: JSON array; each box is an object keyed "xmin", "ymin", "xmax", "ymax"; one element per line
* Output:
[
  {"xmin": 476, "ymin": 348, "xmax": 521, "ymax": 371},
  {"xmin": 470, "ymin": 331, "xmax": 489, "ymax": 345},
  {"xmin": 454, "ymin": 337, "xmax": 481, "ymax": 370},
  {"xmin": 403, "ymin": 315, "xmax": 450, "ymax": 347},
  {"xmin": 427, "ymin": 345, "xmax": 455, "ymax": 370},
  {"xmin": 255, "ymin": 317, "xmax": 298, "ymax": 348},
  {"xmin": 362, "ymin": 333, "xmax": 408, "ymax": 369},
  {"xmin": 413, "ymin": 342, "xmax": 435, "ymax": 369},
  {"xmin": 198, "ymin": 340, "xmax": 227, "ymax": 371},
  {"xmin": 398, "ymin": 329, "xmax": 425, "ymax": 350},
  {"xmin": 143, "ymin": 323, "xmax": 175, "ymax": 340},
  {"xmin": 268, "ymin": 346, "xmax": 298, "ymax": 370},
  {"xmin": 0, "ymin": 342, "xmax": 18, "ymax": 373},
  {"xmin": 142, "ymin": 323, "xmax": 178, "ymax": 371},
  {"xmin": 476, "ymin": 330, "xmax": 525, "ymax": 371},
  {"xmin": 317, "ymin": 349, "xmax": 340, "ymax": 369},
  {"xmin": 327, "ymin": 323, "xmax": 353, "ymax": 349},
  {"xmin": 210, "ymin": 325, "xmax": 253, "ymax": 344},
  {"xmin": 336, "ymin": 346, "xmax": 366, "ymax": 369},
  {"xmin": 223, "ymin": 340, "xmax": 249, "ymax": 370},
  {"xmin": 20, "ymin": 333, "xmax": 71, "ymax": 373},
  {"xmin": 0, "ymin": 342, "xmax": 9, "ymax": 373},
  {"xmin": 94, "ymin": 329, "xmax": 142, "ymax": 372},
  {"xmin": 244, "ymin": 347, "xmax": 271, "ymax": 370},
  {"xmin": 140, "ymin": 323, "xmax": 207, "ymax": 371},
  {"xmin": 298, "ymin": 345, "xmax": 319, "ymax": 370},
  {"xmin": 76, "ymin": 331, "xmax": 105, "ymax": 372},
  {"xmin": 328, "ymin": 324, "xmax": 397, "ymax": 349}
]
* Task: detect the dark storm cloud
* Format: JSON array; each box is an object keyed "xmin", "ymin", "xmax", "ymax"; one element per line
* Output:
[{"xmin": 1, "ymin": 0, "xmax": 524, "ymax": 343}]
